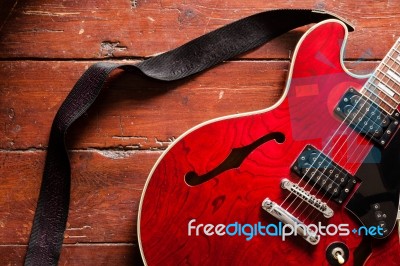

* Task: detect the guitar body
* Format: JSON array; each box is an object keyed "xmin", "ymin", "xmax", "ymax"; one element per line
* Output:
[{"xmin": 139, "ymin": 20, "xmax": 400, "ymax": 265}]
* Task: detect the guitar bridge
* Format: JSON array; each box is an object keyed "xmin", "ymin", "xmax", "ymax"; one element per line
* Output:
[
  {"xmin": 281, "ymin": 178, "xmax": 334, "ymax": 218},
  {"xmin": 262, "ymin": 198, "xmax": 320, "ymax": 245}
]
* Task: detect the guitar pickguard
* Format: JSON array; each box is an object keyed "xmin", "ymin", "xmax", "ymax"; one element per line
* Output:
[{"xmin": 346, "ymin": 127, "xmax": 400, "ymax": 237}]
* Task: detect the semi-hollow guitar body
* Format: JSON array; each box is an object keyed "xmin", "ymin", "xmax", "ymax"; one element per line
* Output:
[{"xmin": 138, "ymin": 19, "xmax": 400, "ymax": 265}]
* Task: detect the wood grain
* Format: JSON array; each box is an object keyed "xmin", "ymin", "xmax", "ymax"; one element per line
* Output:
[
  {"xmin": 0, "ymin": 61, "xmax": 377, "ymax": 150},
  {"xmin": 0, "ymin": 150, "xmax": 160, "ymax": 244},
  {"xmin": 0, "ymin": 244, "xmax": 143, "ymax": 266},
  {"xmin": 0, "ymin": 0, "xmax": 399, "ymax": 59},
  {"xmin": 0, "ymin": 0, "xmax": 398, "ymax": 265}
]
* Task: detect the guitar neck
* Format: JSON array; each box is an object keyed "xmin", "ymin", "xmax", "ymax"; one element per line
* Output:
[{"xmin": 361, "ymin": 37, "xmax": 400, "ymax": 114}]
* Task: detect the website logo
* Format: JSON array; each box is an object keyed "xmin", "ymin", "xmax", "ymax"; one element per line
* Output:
[{"xmin": 188, "ymin": 219, "xmax": 383, "ymax": 241}]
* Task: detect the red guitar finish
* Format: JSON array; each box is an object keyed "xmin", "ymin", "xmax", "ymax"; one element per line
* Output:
[{"xmin": 139, "ymin": 20, "xmax": 400, "ymax": 265}]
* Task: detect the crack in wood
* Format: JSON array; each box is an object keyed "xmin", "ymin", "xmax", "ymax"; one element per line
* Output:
[
  {"xmin": 90, "ymin": 149, "xmax": 139, "ymax": 159},
  {"xmin": 22, "ymin": 10, "xmax": 81, "ymax": 17},
  {"xmin": 20, "ymin": 28, "xmax": 64, "ymax": 33},
  {"xmin": 0, "ymin": 148, "xmax": 45, "ymax": 153},
  {"xmin": 66, "ymin": 225, "xmax": 92, "ymax": 231},
  {"xmin": 112, "ymin": 135, "xmax": 148, "ymax": 140}
]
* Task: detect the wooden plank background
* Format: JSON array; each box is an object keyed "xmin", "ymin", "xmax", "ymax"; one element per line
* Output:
[{"xmin": 0, "ymin": 0, "xmax": 399, "ymax": 265}]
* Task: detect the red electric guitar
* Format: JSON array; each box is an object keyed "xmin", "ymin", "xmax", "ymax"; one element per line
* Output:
[{"xmin": 138, "ymin": 19, "xmax": 400, "ymax": 265}]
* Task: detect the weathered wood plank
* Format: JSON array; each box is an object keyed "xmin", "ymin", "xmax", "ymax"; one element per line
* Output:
[
  {"xmin": 1, "ymin": 1, "xmax": 396, "ymax": 265},
  {"xmin": 0, "ymin": 60, "xmax": 380, "ymax": 245},
  {"xmin": 0, "ymin": 61, "xmax": 377, "ymax": 150},
  {"xmin": 0, "ymin": 0, "xmax": 398, "ymax": 59},
  {"xmin": 0, "ymin": 150, "xmax": 159, "ymax": 244},
  {"xmin": 0, "ymin": 0, "xmax": 18, "ymax": 33},
  {"xmin": 0, "ymin": 244, "xmax": 143, "ymax": 266}
]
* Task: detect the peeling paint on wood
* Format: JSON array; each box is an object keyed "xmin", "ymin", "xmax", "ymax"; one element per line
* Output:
[
  {"xmin": 130, "ymin": 0, "xmax": 138, "ymax": 9},
  {"xmin": 99, "ymin": 41, "xmax": 128, "ymax": 57}
]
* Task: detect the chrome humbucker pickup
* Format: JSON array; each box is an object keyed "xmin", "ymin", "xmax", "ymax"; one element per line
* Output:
[
  {"xmin": 281, "ymin": 178, "xmax": 334, "ymax": 218},
  {"xmin": 262, "ymin": 198, "xmax": 320, "ymax": 245}
]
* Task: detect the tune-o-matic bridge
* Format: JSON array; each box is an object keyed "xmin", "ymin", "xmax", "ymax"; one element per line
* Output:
[
  {"xmin": 281, "ymin": 179, "xmax": 334, "ymax": 218},
  {"xmin": 291, "ymin": 145, "xmax": 357, "ymax": 204},
  {"xmin": 335, "ymin": 88, "xmax": 399, "ymax": 146}
]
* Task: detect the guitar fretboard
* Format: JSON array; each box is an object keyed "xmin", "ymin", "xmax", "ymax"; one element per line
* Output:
[{"xmin": 362, "ymin": 38, "xmax": 400, "ymax": 114}]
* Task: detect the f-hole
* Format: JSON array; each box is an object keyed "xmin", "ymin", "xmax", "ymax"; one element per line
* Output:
[{"xmin": 185, "ymin": 132, "xmax": 285, "ymax": 186}]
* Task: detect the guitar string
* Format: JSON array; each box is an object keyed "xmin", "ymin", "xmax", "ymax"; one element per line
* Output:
[
  {"xmin": 302, "ymin": 94, "xmax": 392, "ymax": 221},
  {"xmin": 295, "ymin": 39, "xmax": 400, "ymax": 206},
  {"xmin": 291, "ymin": 83, "xmax": 395, "ymax": 228},
  {"xmin": 303, "ymin": 107, "xmax": 392, "ymax": 225},
  {"xmin": 280, "ymin": 39, "xmax": 400, "ymax": 221},
  {"xmin": 302, "ymin": 41, "xmax": 400, "ymax": 221},
  {"xmin": 290, "ymin": 84, "xmax": 388, "ymax": 217},
  {"xmin": 306, "ymin": 43, "xmax": 400, "ymax": 216},
  {"xmin": 279, "ymin": 38, "xmax": 400, "ymax": 213},
  {"xmin": 374, "ymin": 74, "xmax": 399, "ymax": 91},
  {"xmin": 376, "ymin": 69, "xmax": 400, "ymax": 93},
  {"xmin": 280, "ymin": 77, "xmax": 382, "ymax": 213},
  {"xmin": 303, "ymin": 50, "xmax": 400, "ymax": 236},
  {"xmin": 293, "ymin": 41, "xmax": 400, "ymax": 225},
  {"xmin": 280, "ymin": 62, "xmax": 388, "ymax": 209},
  {"xmin": 277, "ymin": 43, "xmax": 377, "ymax": 209},
  {"xmin": 297, "ymin": 42, "xmax": 400, "ymax": 222},
  {"xmin": 281, "ymin": 44, "xmax": 400, "ymax": 211}
]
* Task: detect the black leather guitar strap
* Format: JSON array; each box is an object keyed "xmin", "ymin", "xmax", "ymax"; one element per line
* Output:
[{"xmin": 24, "ymin": 9, "xmax": 353, "ymax": 265}]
